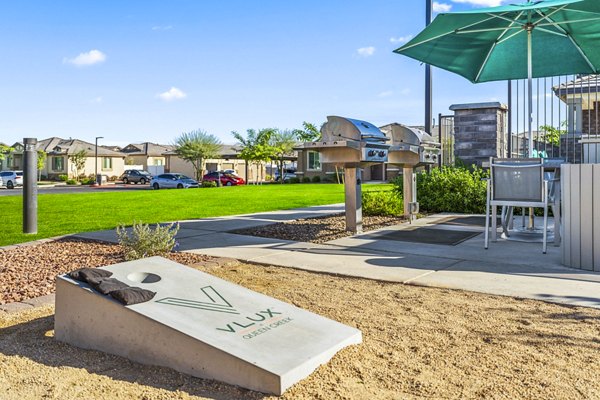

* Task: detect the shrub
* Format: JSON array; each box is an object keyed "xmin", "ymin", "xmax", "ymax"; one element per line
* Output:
[
  {"xmin": 81, "ymin": 178, "xmax": 95, "ymax": 185},
  {"xmin": 66, "ymin": 179, "xmax": 77, "ymax": 185},
  {"xmin": 116, "ymin": 221, "xmax": 180, "ymax": 261},
  {"xmin": 393, "ymin": 166, "xmax": 488, "ymax": 214},
  {"xmin": 362, "ymin": 190, "xmax": 403, "ymax": 217},
  {"xmin": 322, "ymin": 176, "xmax": 334, "ymax": 183},
  {"xmin": 265, "ymin": 174, "xmax": 273, "ymax": 181},
  {"xmin": 289, "ymin": 177, "xmax": 300, "ymax": 184},
  {"xmin": 202, "ymin": 180, "xmax": 217, "ymax": 188},
  {"xmin": 58, "ymin": 174, "xmax": 68, "ymax": 182},
  {"xmin": 311, "ymin": 175, "xmax": 321, "ymax": 183},
  {"xmin": 109, "ymin": 175, "xmax": 118, "ymax": 182},
  {"xmin": 302, "ymin": 176, "xmax": 311, "ymax": 183}
]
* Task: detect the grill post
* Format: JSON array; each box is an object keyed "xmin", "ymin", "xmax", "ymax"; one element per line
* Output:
[
  {"xmin": 403, "ymin": 167, "xmax": 418, "ymax": 222},
  {"xmin": 344, "ymin": 167, "xmax": 362, "ymax": 233}
]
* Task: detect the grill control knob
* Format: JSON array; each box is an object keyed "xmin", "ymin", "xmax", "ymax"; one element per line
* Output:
[
  {"xmin": 425, "ymin": 154, "xmax": 431, "ymax": 159},
  {"xmin": 368, "ymin": 150, "xmax": 376, "ymax": 157},
  {"xmin": 378, "ymin": 151, "xmax": 386, "ymax": 157}
]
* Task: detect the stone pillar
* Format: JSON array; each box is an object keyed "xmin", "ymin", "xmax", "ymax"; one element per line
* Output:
[{"xmin": 449, "ymin": 102, "xmax": 508, "ymax": 166}]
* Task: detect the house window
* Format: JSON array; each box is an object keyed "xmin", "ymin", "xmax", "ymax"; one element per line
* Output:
[
  {"xmin": 102, "ymin": 157, "xmax": 112, "ymax": 170},
  {"xmin": 307, "ymin": 151, "xmax": 321, "ymax": 170},
  {"xmin": 52, "ymin": 156, "xmax": 64, "ymax": 171},
  {"xmin": 154, "ymin": 158, "xmax": 164, "ymax": 166}
]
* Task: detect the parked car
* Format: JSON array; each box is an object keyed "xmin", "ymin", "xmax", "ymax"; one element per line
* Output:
[
  {"xmin": 151, "ymin": 173, "xmax": 199, "ymax": 189},
  {"xmin": 120, "ymin": 169, "xmax": 153, "ymax": 184},
  {"xmin": 0, "ymin": 170, "xmax": 23, "ymax": 189},
  {"xmin": 274, "ymin": 168, "xmax": 297, "ymax": 182},
  {"xmin": 202, "ymin": 171, "xmax": 245, "ymax": 186}
]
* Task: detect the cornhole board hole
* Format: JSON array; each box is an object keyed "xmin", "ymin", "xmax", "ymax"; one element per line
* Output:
[{"xmin": 54, "ymin": 256, "xmax": 362, "ymax": 395}]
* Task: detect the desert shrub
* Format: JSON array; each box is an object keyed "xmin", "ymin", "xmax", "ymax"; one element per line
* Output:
[
  {"xmin": 265, "ymin": 174, "xmax": 273, "ymax": 181},
  {"xmin": 289, "ymin": 177, "xmax": 300, "ymax": 184},
  {"xmin": 302, "ymin": 176, "xmax": 311, "ymax": 183},
  {"xmin": 394, "ymin": 166, "xmax": 488, "ymax": 214},
  {"xmin": 362, "ymin": 190, "xmax": 403, "ymax": 217},
  {"xmin": 202, "ymin": 180, "xmax": 217, "ymax": 188},
  {"xmin": 116, "ymin": 221, "xmax": 180, "ymax": 261},
  {"xmin": 311, "ymin": 175, "xmax": 321, "ymax": 183},
  {"xmin": 58, "ymin": 174, "xmax": 68, "ymax": 182},
  {"xmin": 66, "ymin": 179, "xmax": 77, "ymax": 185},
  {"xmin": 109, "ymin": 175, "xmax": 118, "ymax": 182}
]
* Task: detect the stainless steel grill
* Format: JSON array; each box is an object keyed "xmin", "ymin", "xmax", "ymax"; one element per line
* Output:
[
  {"xmin": 299, "ymin": 116, "xmax": 391, "ymax": 234},
  {"xmin": 380, "ymin": 123, "xmax": 441, "ymax": 221},
  {"xmin": 381, "ymin": 123, "xmax": 440, "ymax": 167},
  {"xmin": 301, "ymin": 116, "xmax": 390, "ymax": 166}
]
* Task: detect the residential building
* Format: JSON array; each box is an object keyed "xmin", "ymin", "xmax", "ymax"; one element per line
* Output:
[
  {"xmin": 35, "ymin": 137, "xmax": 126, "ymax": 180},
  {"xmin": 121, "ymin": 142, "xmax": 173, "ymax": 174}
]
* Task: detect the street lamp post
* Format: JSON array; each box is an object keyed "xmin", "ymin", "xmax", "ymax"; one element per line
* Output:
[{"xmin": 95, "ymin": 136, "xmax": 104, "ymax": 185}]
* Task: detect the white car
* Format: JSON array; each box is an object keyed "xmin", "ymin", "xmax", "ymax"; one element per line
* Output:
[
  {"xmin": 150, "ymin": 173, "xmax": 199, "ymax": 189},
  {"xmin": 0, "ymin": 170, "xmax": 23, "ymax": 189}
]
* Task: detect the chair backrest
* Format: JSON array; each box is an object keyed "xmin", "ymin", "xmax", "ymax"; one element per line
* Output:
[{"xmin": 490, "ymin": 158, "xmax": 544, "ymax": 203}]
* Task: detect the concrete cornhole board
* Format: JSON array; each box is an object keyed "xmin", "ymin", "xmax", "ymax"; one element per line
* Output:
[{"xmin": 54, "ymin": 256, "xmax": 362, "ymax": 395}]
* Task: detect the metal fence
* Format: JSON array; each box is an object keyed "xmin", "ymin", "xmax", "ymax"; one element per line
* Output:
[
  {"xmin": 438, "ymin": 114, "xmax": 455, "ymax": 166},
  {"xmin": 508, "ymin": 75, "xmax": 600, "ymax": 163}
]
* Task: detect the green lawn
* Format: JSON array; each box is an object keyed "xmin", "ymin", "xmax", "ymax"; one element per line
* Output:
[{"xmin": 0, "ymin": 183, "xmax": 391, "ymax": 246}]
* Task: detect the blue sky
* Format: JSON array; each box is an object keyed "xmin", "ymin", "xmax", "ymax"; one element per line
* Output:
[{"xmin": 0, "ymin": 0, "xmax": 509, "ymax": 146}]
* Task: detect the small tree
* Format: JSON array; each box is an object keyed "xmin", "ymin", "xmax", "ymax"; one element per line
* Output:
[
  {"xmin": 232, "ymin": 128, "xmax": 275, "ymax": 184},
  {"xmin": 293, "ymin": 121, "xmax": 321, "ymax": 142},
  {"xmin": 37, "ymin": 150, "xmax": 47, "ymax": 180},
  {"xmin": 539, "ymin": 124, "xmax": 565, "ymax": 147},
  {"xmin": 69, "ymin": 150, "xmax": 87, "ymax": 181},
  {"xmin": 173, "ymin": 130, "xmax": 222, "ymax": 181},
  {"xmin": 271, "ymin": 129, "xmax": 297, "ymax": 184}
]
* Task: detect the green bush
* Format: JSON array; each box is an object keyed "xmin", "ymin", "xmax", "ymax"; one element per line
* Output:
[
  {"xmin": 393, "ymin": 166, "xmax": 488, "ymax": 214},
  {"xmin": 202, "ymin": 180, "xmax": 217, "ymax": 188},
  {"xmin": 302, "ymin": 176, "xmax": 311, "ymax": 183},
  {"xmin": 66, "ymin": 179, "xmax": 77, "ymax": 185},
  {"xmin": 58, "ymin": 175, "xmax": 68, "ymax": 182},
  {"xmin": 81, "ymin": 178, "xmax": 95, "ymax": 185},
  {"xmin": 311, "ymin": 175, "xmax": 321, "ymax": 183},
  {"xmin": 362, "ymin": 190, "xmax": 403, "ymax": 217},
  {"xmin": 289, "ymin": 177, "xmax": 300, "ymax": 184},
  {"xmin": 116, "ymin": 221, "xmax": 180, "ymax": 261}
]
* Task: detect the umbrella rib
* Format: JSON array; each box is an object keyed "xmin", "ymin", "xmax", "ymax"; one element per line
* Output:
[
  {"xmin": 476, "ymin": 12, "xmax": 525, "ymax": 82},
  {"xmin": 398, "ymin": 15, "xmax": 499, "ymax": 52},
  {"xmin": 497, "ymin": 28, "xmax": 524, "ymax": 45},
  {"xmin": 534, "ymin": 9, "xmax": 597, "ymax": 72},
  {"xmin": 536, "ymin": 16, "xmax": 600, "ymax": 27}
]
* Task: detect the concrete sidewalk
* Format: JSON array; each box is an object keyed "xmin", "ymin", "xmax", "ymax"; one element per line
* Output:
[{"xmin": 74, "ymin": 204, "xmax": 600, "ymax": 309}]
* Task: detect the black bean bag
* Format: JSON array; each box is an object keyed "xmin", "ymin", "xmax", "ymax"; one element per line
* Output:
[
  {"xmin": 109, "ymin": 287, "xmax": 156, "ymax": 305},
  {"xmin": 68, "ymin": 268, "xmax": 113, "ymax": 283}
]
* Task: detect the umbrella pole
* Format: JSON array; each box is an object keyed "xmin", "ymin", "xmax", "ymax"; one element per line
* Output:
[{"xmin": 527, "ymin": 27, "xmax": 533, "ymax": 158}]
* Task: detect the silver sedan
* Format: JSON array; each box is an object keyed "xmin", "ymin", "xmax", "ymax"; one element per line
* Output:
[{"xmin": 150, "ymin": 173, "xmax": 199, "ymax": 189}]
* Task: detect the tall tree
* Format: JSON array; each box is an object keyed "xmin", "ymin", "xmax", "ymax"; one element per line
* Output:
[
  {"xmin": 271, "ymin": 129, "xmax": 297, "ymax": 184},
  {"xmin": 293, "ymin": 121, "xmax": 321, "ymax": 142},
  {"xmin": 231, "ymin": 128, "xmax": 276, "ymax": 184},
  {"xmin": 173, "ymin": 130, "xmax": 222, "ymax": 181},
  {"xmin": 69, "ymin": 150, "xmax": 87, "ymax": 181},
  {"xmin": 37, "ymin": 150, "xmax": 47, "ymax": 180}
]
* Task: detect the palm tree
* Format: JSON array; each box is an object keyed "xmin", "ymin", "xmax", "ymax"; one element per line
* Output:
[
  {"xmin": 271, "ymin": 129, "xmax": 297, "ymax": 183},
  {"xmin": 173, "ymin": 130, "xmax": 222, "ymax": 181}
]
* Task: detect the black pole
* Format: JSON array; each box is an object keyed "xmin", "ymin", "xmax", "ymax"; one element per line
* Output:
[
  {"xmin": 438, "ymin": 113, "xmax": 443, "ymax": 168},
  {"xmin": 425, "ymin": 0, "xmax": 433, "ymax": 134},
  {"xmin": 507, "ymin": 80, "xmax": 512, "ymax": 158},
  {"xmin": 23, "ymin": 138, "xmax": 38, "ymax": 234}
]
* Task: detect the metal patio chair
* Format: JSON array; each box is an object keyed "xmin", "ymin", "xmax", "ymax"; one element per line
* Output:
[{"xmin": 484, "ymin": 158, "xmax": 550, "ymax": 253}]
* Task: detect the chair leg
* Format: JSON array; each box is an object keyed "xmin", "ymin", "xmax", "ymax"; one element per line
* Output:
[
  {"xmin": 543, "ymin": 205, "xmax": 548, "ymax": 254},
  {"xmin": 491, "ymin": 205, "xmax": 498, "ymax": 242},
  {"xmin": 485, "ymin": 181, "xmax": 490, "ymax": 249}
]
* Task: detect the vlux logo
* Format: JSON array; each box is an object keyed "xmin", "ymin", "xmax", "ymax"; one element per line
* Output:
[
  {"xmin": 217, "ymin": 309, "xmax": 282, "ymax": 333},
  {"xmin": 155, "ymin": 286, "xmax": 239, "ymax": 315}
]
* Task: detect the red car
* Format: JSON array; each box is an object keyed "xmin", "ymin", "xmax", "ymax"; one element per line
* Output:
[{"xmin": 202, "ymin": 171, "xmax": 245, "ymax": 186}]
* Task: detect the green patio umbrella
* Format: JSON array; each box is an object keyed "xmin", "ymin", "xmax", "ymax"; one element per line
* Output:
[{"xmin": 394, "ymin": 0, "xmax": 600, "ymax": 157}]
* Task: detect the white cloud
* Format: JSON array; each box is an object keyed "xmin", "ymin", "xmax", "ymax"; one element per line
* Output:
[
  {"xmin": 356, "ymin": 46, "xmax": 375, "ymax": 57},
  {"xmin": 390, "ymin": 35, "xmax": 413, "ymax": 45},
  {"xmin": 91, "ymin": 96, "xmax": 103, "ymax": 104},
  {"xmin": 152, "ymin": 25, "xmax": 173, "ymax": 31},
  {"xmin": 378, "ymin": 91, "xmax": 393, "ymax": 98},
  {"xmin": 433, "ymin": 2, "xmax": 452, "ymax": 12},
  {"xmin": 64, "ymin": 49, "xmax": 106, "ymax": 66},
  {"xmin": 452, "ymin": 0, "xmax": 505, "ymax": 7},
  {"xmin": 157, "ymin": 87, "xmax": 187, "ymax": 102}
]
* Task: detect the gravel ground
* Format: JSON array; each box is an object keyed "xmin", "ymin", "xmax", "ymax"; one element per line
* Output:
[
  {"xmin": 231, "ymin": 214, "xmax": 406, "ymax": 243},
  {"xmin": 0, "ymin": 239, "xmax": 213, "ymax": 305},
  {"xmin": 1, "ymin": 240, "xmax": 600, "ymax": 399}
]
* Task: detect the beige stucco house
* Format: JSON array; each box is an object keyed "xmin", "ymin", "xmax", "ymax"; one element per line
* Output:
[
  {"xmin": 36, "ymin": 137, "xmax": 126, "ymax": 180},
  {"xmin": 121, "ymin": 142, "xmax": 173, "ymax": 170}
]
